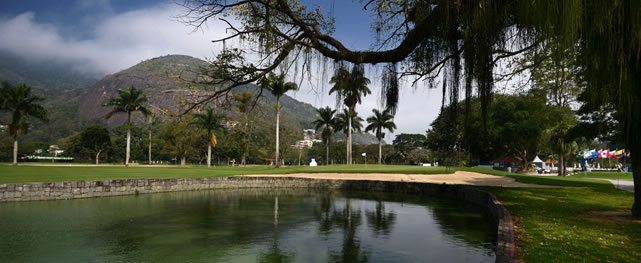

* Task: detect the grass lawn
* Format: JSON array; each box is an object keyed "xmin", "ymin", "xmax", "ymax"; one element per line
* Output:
[
  {"xmin": 0, "ymin": 164, "xmax": 453, "ymax": 184},
  {"xmin": 464, "ymin": 168, "xmax": 641, "ymax": 262},
  {"xmin": 1, "ymin": 163, "xmax": 640, "ymax": 262},
  {"xmin": 575, "ymin": 171, "xmax": 633, "ymax": 180}
]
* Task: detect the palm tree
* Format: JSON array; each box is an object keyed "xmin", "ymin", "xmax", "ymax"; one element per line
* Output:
[
  {"xmin": 334, "ymin": 109, "xmax": 364, "ymax": 163},
  {"xmin": 0, "ymin": 83, "xmax": 48, "ymax": 165},
  {"xmin": 329, "ymin": 65, "xmax": 371, "ymax": 165},
  {"xmin": 335, "ymin": 109, "xmax": 364, "ymax": 134},
  {"xmin": 365, "ymin": 109, "xmax": 397, "ymax": 165},
  {"xmin": 312, "ymin": 107, "xmax": 337, "ymax": 165},
  {"xmin": 260, "ymin": 73, "xmax": 298, "ymax": 168},
  {"xmin": 233, "ymin": 91, "xmax": 254, "ymax": 165},
  {"xmin": 192, "ymin": 107, "xmax": 225, "ymax": 167},
  {"xmin": 104, "ymin": 86, "xmax": 150, "ymax": 166}
]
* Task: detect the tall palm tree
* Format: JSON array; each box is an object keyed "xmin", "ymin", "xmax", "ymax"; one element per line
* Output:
[
  {"xmin": 260, "ymin": 73, "xmax": 298, "ymax": 168},
  {"xmin": 0, "ymin": 83, "xmax": 48, "ymax": 165},
  {"xmin": 312, "ymin": 107, "xmax": 337, "ymax": 165},
  {"xmin": 335, "ymin": 109, "xmax": 364, "ymax": 135},
  {"xmin": 192, "ymin": 107, "xmax": 225, "ymax": 167},
  {"xmin": 329, "ymin": 65, "xmax": 371, "ymax": 165},
  {"xmin": 104, "ymin": 86, "xmax": 150, "ymax": 166},
  {"xmin": 365, "ymin": 109, "xmax": 397, "ymax": 165},
  {"xmin": 334, "ymin": 109, "xmax": 364, "ymax": 163},
  {"xmin": 233, "ymin": 91, "xmax": 254, "ymax": 165}
]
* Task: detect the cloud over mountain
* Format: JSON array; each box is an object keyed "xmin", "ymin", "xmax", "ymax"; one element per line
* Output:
[{"xmin": 0, "ymin": 3, "xmax": 225, "ymax": 75}]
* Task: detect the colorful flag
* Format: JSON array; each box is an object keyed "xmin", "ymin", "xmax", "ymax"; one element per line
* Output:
[
  {"xmin": 599, "ymin": 149, "xmax": 608, "ymax": 159},
  {"xmin": 581, "ymin": 149, "xmax": 592, "ymax": 159},
  {"xmin": 591, "ymin": 149, "xmax": 598, "ymax": 159},
  {"xmin": 615, "ymin": 149, "xmax": 625, "ymax": 158},
  {"xmin": 608, "ymin": 150, "xmax": 616, "ymax": 158}
]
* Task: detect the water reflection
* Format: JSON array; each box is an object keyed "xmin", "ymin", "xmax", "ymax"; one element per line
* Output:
[
  {"xmin": 365, "ymin": 200, "xmax": 397, "ymax": 237},
  {"xmin": 0, "ymin": 189, "xmax": 496, "ymax": 262}
]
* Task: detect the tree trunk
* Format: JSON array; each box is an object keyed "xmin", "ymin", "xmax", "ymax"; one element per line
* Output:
[
  {"xmin": 95, "ymin": 150, "xmax": 102, "ymax": 165},
  {"xmin": 298, "ymin": 148, "xmax": 302, "ymax": 166},
  {"xmin": 347, "ymin": 111, "xmax": 352, "ymax": 165},
  {"xmin": 275, "ymin": 98, "xmax": 281, "ymax": 168},
  {"xmin": 12, "ymin": 137, "xmax": 18, "ymax": 165},
  {"xmin": 125, "ymin": 128, "xmax": 131, "ymax": 166},
  {"xmin": 629, "ymin": 94, "xmax": 641, "ymax": 217},
  {"xmin": 632, "ymin": 148, "xmax": 641, "ymax": 217},
  {"xmin": 207, "ymin": 139, "xmax": 212, "ymax": 168},
  {"xmin": 558, "ymin": 155, "xmax": 565, "ymax": 176},
  {"xmin": 180, "ymin": 156, "xmax": 186, "ymax": 166},
  {"xmin": 125, "ymin": 112, "xmax": 132, "ymax": 167},
  {"xmin": 148, "ymin": 129, "xmax": 152, "ymax": 165},
  {"xmin": 378, "ymin": 139, "xmax": 382, "ymax": 165},
  {"xmin": 326, "ymin": 141, "xmax": 330, "ymax": 165}
]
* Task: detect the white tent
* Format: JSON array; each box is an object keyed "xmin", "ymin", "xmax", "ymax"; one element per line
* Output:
[
  {"xmin": 532, "ymin": 156, "xmax": 543, "ymax": 163},
  {"xmin": 532, "ymin": 156, "xmax": 544, "ymax": 168}
]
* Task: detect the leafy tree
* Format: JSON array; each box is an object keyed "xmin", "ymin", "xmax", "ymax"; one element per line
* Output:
[
  {"xmin": 393, "ymin": 134, "xmax": 427, "ymax": 152},
  {"xmin": 312, "ymin": 106, "xmax": 337, "ymax": 165},
  {"xmin": 0, "ymin": 82, "xmax": 48, "ymax": 165},
  {"xmin": 521, "ymin": 45, "xmax": 583, "ymax": 108},
  {"xmin": 192, "ymin": 107, "xmax": 226, "ymax": 167},
  {"xmin": 549, "ymin": 120, "xmax": 578, "ymax": 176},
  {"xmin": 259, "ymin": 73, "xmax": 298, "ymax": 168},
  {"xmin": 161, "ymin": 116, "xmax": 204, "ymax": 166},
  {"xmin": 66, "ymin": 125, "xmax": 111, "ymax": 164},
  {"xmin": 329, "ymin": 65, "xmax": 371, "ymax": 165},
  {"xmin": 492, "ymin": 91, "xmax": 554, "ymax": 171},
  {"xmin": 233, "ymin": 91, "xmax": 254, "ymax": 165},
  {"xmin": 365, "ymin": 109, "xmax": 396, "ymax": 164},
  {"xmin": 104, "ymin": 86, "xmax": 150, "ymax": 166}
]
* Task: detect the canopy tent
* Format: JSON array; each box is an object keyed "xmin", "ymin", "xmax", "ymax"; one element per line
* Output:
[
  {"xmin": 532, "ymin": 156, "xmax": 544, "ymax": 168},
  {"xmin": 532, "ymin": 156, "xmax": 543, "ymax": 163}
]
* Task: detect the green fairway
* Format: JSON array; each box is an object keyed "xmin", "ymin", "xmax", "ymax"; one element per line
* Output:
[
  {"xmin": 574, "ymin": 171, "xmax": 633, "ymax": 180},
  {"xmin": 0, "ymin": 164, "xmax": 453, "ymax": 184},
  {"xmin": 1, "ymin": 164, "xmax": 640, "ymax": 262}
]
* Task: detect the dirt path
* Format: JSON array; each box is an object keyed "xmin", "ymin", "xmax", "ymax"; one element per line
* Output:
[{"xmin": 244, "ymin": 171, "xmax": 553, "ymax": 188}]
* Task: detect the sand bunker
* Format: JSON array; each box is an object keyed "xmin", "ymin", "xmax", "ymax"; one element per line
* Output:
[{"xmin": 244, "ymin": 171, "xmax": 552, "ymax": 188}]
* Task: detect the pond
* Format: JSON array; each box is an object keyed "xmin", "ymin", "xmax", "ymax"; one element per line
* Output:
[{"xmin": 0, "ymin": 189, "xmax": 496, "ymax": 262}]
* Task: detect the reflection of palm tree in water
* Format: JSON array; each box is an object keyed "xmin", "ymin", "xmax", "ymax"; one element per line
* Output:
[
  {"xmin": 365, "ymin": 201, "xmax": 397, "ymax": 237},
  {"xmin": 330, "ymin": 198, "xmax": 369, "ymax": 263},
  {"xmin": 259, "ymin": 196, "xmax": 293, "ymax": 263},
  {"xmin": 315, "ymin": 195, "xmax": 334, "ymax": 235}
]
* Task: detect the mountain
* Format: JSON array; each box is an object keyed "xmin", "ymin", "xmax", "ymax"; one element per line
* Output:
[{"xmin": 76, "ymin": 55, "xmax": 319, "ymax": 129}]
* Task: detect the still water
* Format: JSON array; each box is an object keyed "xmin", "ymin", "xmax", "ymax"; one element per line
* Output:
[{"xmin": 0, "ymin": 189, "xmax": 496, "ymax": 262}]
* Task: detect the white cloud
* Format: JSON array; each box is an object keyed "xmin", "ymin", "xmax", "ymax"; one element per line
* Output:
[{"xmin": 0, "ymin": 3, "xmax": 226, "ymax": 75}]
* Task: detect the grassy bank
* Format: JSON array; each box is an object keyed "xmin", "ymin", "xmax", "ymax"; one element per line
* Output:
[
  {"xmin": 0, "ymin": 164, "xmax": 453, "ymax": 184},
  {"xmin": 1, "ymin": 164, "xmax": 639, "ymax": 262}
]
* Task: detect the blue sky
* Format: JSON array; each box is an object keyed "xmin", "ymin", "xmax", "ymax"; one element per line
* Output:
[{"xmin": 0, "ymin": 0, "xmax": 443, "ymax": 139}]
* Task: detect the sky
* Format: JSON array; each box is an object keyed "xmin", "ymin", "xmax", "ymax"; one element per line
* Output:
[{"xmin": 0, "ymin": 0, "xmax": 444, "ymax": 141}]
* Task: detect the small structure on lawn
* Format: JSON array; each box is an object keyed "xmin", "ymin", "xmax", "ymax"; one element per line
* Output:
[
  {"xmin": 491, "ymin": 156, "xmax": 523, "ymax": 172},
  {"xmin": 532, "ymin": 156, "xmax": 544, "ymax": 169}
]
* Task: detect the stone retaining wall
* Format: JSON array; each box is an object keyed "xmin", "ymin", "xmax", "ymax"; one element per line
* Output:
[{"xmin": 0, "ymin": 177, "xmax": 515, "ymax": 262}]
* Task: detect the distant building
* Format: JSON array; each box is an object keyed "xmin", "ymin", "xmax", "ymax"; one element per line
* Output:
[{"xmin": 293, "ymin": 129, "xmax": 322, "ymax": 149}]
